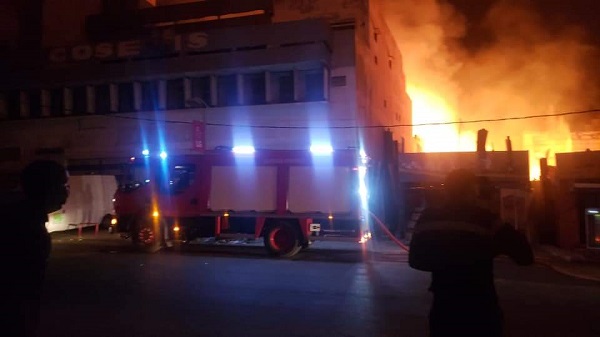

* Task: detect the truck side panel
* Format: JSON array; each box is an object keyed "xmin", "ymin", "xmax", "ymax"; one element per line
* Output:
[{"xmin": 47, "ymin": 175, "xmax": 117, "ymax": 232}]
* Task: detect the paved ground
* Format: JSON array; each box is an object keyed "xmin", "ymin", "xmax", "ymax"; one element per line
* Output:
[{"xmin": 38, "ymin": 230, "xmax": 600, "ymax": 337}]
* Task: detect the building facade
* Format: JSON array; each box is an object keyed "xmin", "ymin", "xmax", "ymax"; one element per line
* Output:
[
  {"xmin": 0, "ymin": 0, "xmax": 412, "ymax": 186},
  {"xmin": 551, "ymin": 151, "xmax": 600, "ymax": 249}
]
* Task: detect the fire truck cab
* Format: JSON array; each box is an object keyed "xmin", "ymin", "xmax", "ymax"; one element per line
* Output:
[{"xmin": 113, "ymin": 147, "xmax": 370, "ymax": 257}]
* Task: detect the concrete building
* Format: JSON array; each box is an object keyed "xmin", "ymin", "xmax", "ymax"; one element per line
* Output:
[{"xmin": 0, "ymin": 0, "xmax": 412, "ymax": 187}]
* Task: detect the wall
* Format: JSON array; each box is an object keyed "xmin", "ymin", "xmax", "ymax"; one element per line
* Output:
[
  {"xmin": 554, "ymin": 151, "xmax": 600, "ymax": 248},
  {"xmin": 42, "ymin": 0, "xmax": 103, "ymax": 48},
  {"xmin": 354, "ymin": 0, "xmax": 412, "ymax": 157}
]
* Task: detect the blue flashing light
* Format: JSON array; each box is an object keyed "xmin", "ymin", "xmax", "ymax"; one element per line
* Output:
[
  {"xmin": 142, "ymin": 149, "xmax": 150, "ymax": 156},
  {"xmin": 232, "ymin": 146, "xmax": 256, "ymax": 154},
  {"xmin": 159, "ymin": 151, "xmax": 168, "ymax": 160},
  {"xmin": 588, "ymin": 209, "xmax": 599, "ymax": 214},
  {"xmin": 310, "ymin": 144, "xmax": 333, "ymax": 155}
]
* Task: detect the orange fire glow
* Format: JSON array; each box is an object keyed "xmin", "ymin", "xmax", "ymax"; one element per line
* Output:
[
  {"xmin": 409, "ymin": 84, "xmax": 576, "ymax": 180},
  {"xmin": 379, "ymin": 0, "xmax": 598, "ymax": 181}
]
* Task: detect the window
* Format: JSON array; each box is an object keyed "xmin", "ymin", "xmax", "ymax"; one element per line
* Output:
[
  {"xmin": 6, "ymin": 91, "xmax": 20, "ymax": 119},
  {"xmin": 118, "ymin": 83, "xmax": 135, "ymax": 112},
  {"xmin": 303, "ymin": 69, "xmax": 325, "ymax": 101},
  {"xmin": 166, "ymin": 79, "xmax": 185, "ymax": 110},
  {"xmin": 118, "ymin": 163, "xmax": 151, "ymax": 193},
  {"xmin": 50, "ymin": 88, "xmax": 64, "ymax": 116},
  {"xmin": 156, "ymin": 164, "xmax": 196, "ymax": 195},
  {"xmin": 72, "ymin": 86, "xmax": 87, "ymax": 114},
  {"xmin": 28, "ymin": 90, "xmax": 41, "ymax": 118},
  {"xmin": 141, "ymin": 81, "xmax": 159, "ymax": 111},
  {"xmin": 190, "ymin": 77, "xmax": 211, "ymax": 107},
  {"xmin": 242, "ymin": 73, "xmax": 265, "ymax": 105},
  {"xmin": 331, "ymin": 76, "xmax": 347, "ymax": 87},
  {"xmin": 217, "ymin": 74, "xmax": 238, "ymax": 106},
  {"xmin": 269, "ymin": 71, "xmax": 294, "ymax": 103},
  {"xmin": 95, "ymin": 84, "xmax": 110, "ymax": 114}
]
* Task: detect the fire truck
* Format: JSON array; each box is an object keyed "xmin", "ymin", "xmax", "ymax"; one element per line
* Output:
[{"xmin": 112, "ymin": 146, "xmax": 371, "ymax": 257}]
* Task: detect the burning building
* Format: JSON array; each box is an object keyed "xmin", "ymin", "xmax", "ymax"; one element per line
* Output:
[{"xmin": 377, "ymin": 0, "xmax": 600, "ymax": 180}]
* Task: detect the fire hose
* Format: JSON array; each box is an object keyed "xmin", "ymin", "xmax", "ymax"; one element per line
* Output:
[{"xmin": 368, "ymin": 211, "xmax": 410, "ymax": 252}]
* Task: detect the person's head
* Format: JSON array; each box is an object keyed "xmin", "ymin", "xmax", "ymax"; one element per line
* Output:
[
  {"xmin": 443, "ymin": 168, "xmax": 478, "ymax": 206},
  {"xmin": 20, "ymin": 160, "xmax": 69, "ymax": 213}
]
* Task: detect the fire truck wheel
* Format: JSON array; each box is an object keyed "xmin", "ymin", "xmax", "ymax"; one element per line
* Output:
[
  {"xmin": 264, "ymin": 221, "xmax": 302, "ymax": 257},
  {"xmin": 132, "ymin": 217, "xmax": 165, "ymax": 252}
]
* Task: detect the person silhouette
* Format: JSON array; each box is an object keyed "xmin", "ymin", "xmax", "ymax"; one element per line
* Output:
[
  {"xmin": 409, "ymin": 168, "xmax": 533, "ymax": 337},
  {"xmin": 1, "ymin": 160, "xmax": 69, "ymax": 337}
]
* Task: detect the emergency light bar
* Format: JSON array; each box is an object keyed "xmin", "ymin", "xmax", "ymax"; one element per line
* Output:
[
  {"xmin": 232, "ymin": 146, "xmax": 256, "ymax": 154},
  {"xmin": 310, "ymin": 145, "xmax": 333, "ymax": 155}
]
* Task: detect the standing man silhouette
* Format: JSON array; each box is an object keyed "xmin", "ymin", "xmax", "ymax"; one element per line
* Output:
[
  {"xmin": 409, "ymin": 169, "xmax": 533, "ymax": 337},
  {"xmin": 1, "ymin": 160, "xmax": 70, "ymax": 337}
]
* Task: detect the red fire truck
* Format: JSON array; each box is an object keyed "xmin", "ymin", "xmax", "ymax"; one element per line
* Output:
[{"xmin": 113, "ymin": 147, "xmax": 371, "ymax": 257}]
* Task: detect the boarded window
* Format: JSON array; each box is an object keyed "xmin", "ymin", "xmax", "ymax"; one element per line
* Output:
[
  {"xmin": 303, "ymin": 68, "xmax": 325, "ymax": 101},
  {"xmin": 217, "ymin": 74, "xmax": 238, "ymax": 106},
  {"xmin": 166, "ymin": 79, "xmax": 185, "ymax": 110},
  {"xmin": 28, "ymin": 90, "xmax": 42, "ymax": 118},
  {"xmin": 95, "ymin": 84, "xmax": 110, "ymax": 114},
  {"xmin": 190, "ymin": 76, "xmax": 212, "ymax": 107},
  {"xmin": 7, "ymin": 91, "xmax": 20, "ymax": 119},
  {"xmin": 269, "ymin": 71, "xmax": 294, "ymax": 103},
  {"xmin": 118, "ymin": 83, "xmax": 135, "ymax": 112},
  {"xmin": 141, "ymin": 81, "xmax": 159, "ymax": 111},
  {"xmin": 242, "ymin": 73, "xmax": 265, "ymax": 105},
  {"xmin": 72, "ymin": 86, "xmax": 87, "ymax": 114},
  {"xmin": 50, "ymin": 88, "xmax": 64, "ymax": 116}
]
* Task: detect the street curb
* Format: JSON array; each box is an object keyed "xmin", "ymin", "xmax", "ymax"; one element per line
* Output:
[{"xmin": 535, "ymin": 259, "xmax": 600, "ymax": 282}]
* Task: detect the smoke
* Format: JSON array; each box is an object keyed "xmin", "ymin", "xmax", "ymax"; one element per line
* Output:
[{"xmin": 377, "ymin": 0, "xmax": 600, "ymax": 161}]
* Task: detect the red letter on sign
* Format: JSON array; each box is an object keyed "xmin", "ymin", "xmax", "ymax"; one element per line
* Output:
[{"xmin": 193, "ymin": 121, "xmax": 205, "ymax": 152}]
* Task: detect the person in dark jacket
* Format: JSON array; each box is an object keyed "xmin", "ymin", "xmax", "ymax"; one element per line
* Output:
[
  {"xmin": 1, "ymin": 160, "xmax": 69, "ymax": 337},
  {"xmin": 409, "ymin": 169, "xmax": 533, "ymax": 337}
]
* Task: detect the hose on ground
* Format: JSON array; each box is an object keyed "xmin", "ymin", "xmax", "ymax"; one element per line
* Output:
[{"xmin": 368, "ymin": 211, "xmax": 410, "ymax": 252}]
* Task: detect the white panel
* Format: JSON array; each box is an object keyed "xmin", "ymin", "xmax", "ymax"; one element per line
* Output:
[
  {"xmin": 288, "ymin": 166, "xmax": 355, "ymax": 213},
  {"xmin": 209, "ymin": 165, "xmax": 277, "ymax": 211},
  {"xmin": 46, "ymin": 175, "xmax": 117, "ymax": 232}
]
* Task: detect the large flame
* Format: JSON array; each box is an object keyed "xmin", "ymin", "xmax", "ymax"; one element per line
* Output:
[
  {"xmin": 409, "ymin": 83, "xmax": 576, "ymax": 180},
  {"xmin": 378, "ymin": 0, "xmax": 597, "ymax": 181}
]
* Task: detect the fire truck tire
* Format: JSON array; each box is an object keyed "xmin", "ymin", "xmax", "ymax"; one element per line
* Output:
[
  {"xmin": 132, "ymin": 216, "xmax": 165, "ymax": 252},
  {"xmin": 264, "ymin": 221, "xmax": 302, "ymax": 257}
]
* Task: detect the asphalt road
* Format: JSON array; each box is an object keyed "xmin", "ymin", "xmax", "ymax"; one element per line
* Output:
[{"xmin": 38, "ymin": 233, "xmax": 600, "ymax": 337}]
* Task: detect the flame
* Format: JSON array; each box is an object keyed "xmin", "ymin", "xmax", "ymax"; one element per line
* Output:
[
  {"xmin": 409, "ymin": 83, "xmax": 576, "ymax": 181},
  {"xmin": 409, "ymin": 84, "xmax": 478, "ymax": 153},
  {"xmin": 523, "ymin": 118, "xmax": 573, "ymax": 180}
]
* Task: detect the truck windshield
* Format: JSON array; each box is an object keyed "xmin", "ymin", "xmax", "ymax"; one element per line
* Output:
[
  {"xmin": 156, "ymin": 164, "xmax": 196, "ymax": 194},
  {"xmin": 118, "ymin": 164, "xmax": 151, "ymax": 192}
]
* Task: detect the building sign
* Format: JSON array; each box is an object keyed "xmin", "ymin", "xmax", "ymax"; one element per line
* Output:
[
  {"xmin": 192, "ymin": 121, "xmax": 205, "ymax": 152},
  {"xmin": 48, "ymin": 31, "xmax": 208, "ymax": 63}
]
